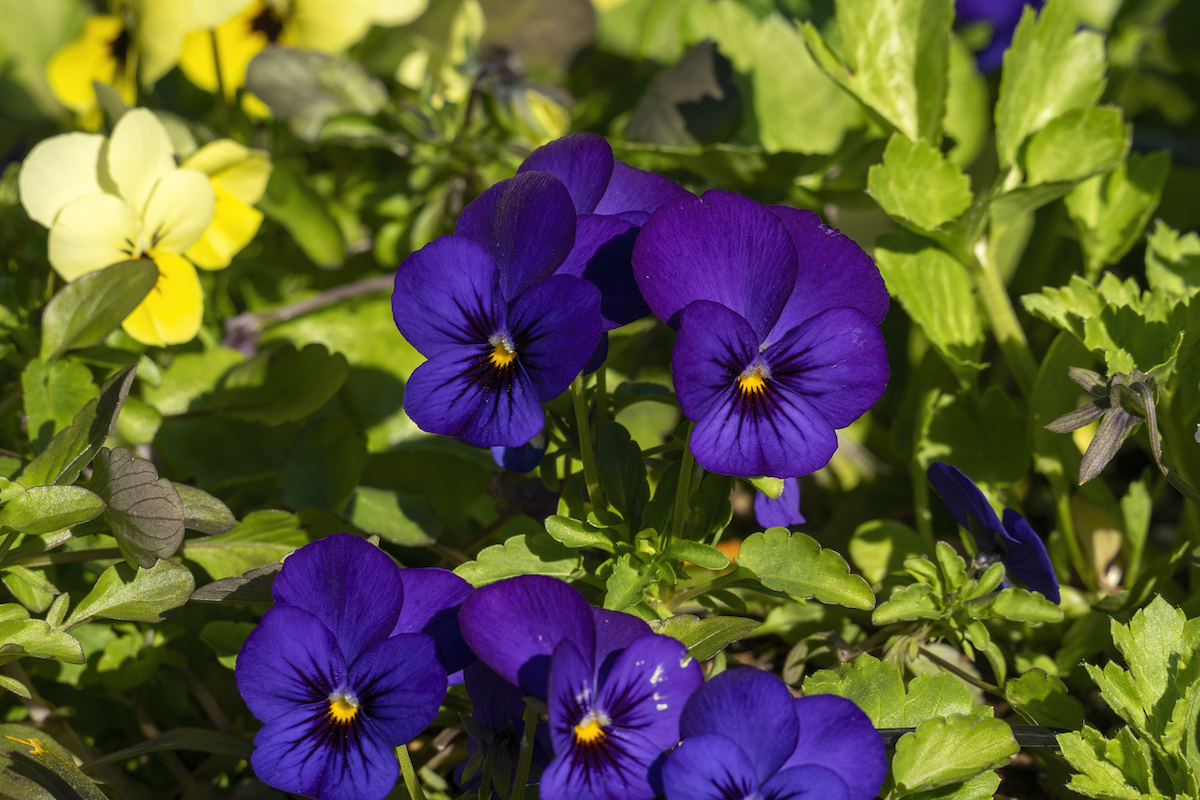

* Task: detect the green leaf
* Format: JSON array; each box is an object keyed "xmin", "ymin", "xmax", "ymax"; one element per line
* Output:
[
  {"xmin": 850, "ymin": 520, "xmax": 927, "ymax": 584},
  {"xmin": 596, "ymin": 422, "xmax": 649, "ymax": 530},
  {"xmin": 801, "ymin": 0, "xmax": 952, "ymax": 142},
  {"xmin": 88, "ymin": 447, "xmax": 185, "ymax": 568},
  {"xmin": 0, "ymin": 616, "xmax": 84, "ymax": 664},
  {"xmin": 200, "ymin": 620, "xmax": 254, "ymax": 669},
  {"xmin": 39, "ymin": 260, "xmax": 158, "ymax": 362},
  {"xmin": 666, "ymin": 540, "xmax": 729, "ymax": 570},
  {"xmin": 64, "ymin": 560, "xmax": 194, "ymax": 629},
  {"xmin": 258, "ymin": 163, "xmax": 345, "ymax": 268},
  {"xmin": 943, "ymin": 35, "xmax": 988, "ymax": 168},
  {"xmin": 1145, "ymin": 220, "xmax": 1200, "ymax": 298},
  {"xmin": 649, "ymin": 613, "xmax": 759, "ymax": 660},
  {"xmin": 279, "ymin": 415, "xmax": 367, "ymax": 514},
  {"xmin": 190, "ymin": 562, "xmax": 280, "ymax": 604},
  {"xmin": 748, "ymin": 476, "xmax": 783, "ymax": 500},
  {"xmin": 454, "ymin": 528, "xmax": 583, "ymax": 587},
  {"xmin": 1024, "ymin": 107, "xmax": 1127, "ymax": 185},
  {"xmin": 182, "ymin": 510, "xmax": 308, "ymax": 580},
  {"xmin": 874, "ymin": 231, "xmax": 985, "ymax": 381},
  {"xmin": 215, "ymin": 343, "xmax": 348, "ymax": 424},
  {"xmin": 18, "ymin": 365, "xmax": 136, "ymax": 488},
  {"xmin": 988, "ymin": 587, "xmax": 1064, "ymax": 623},
  {"xmin": 21, "ymin": 358, "xmax": 97, "ymax": 452},
  {"xmin": 893, "ymin": 716, "xmax": 1018, "ymax": 794},
  {"xmin": 873, "ymin": 583, "xmax": 942, "ymax": 625},
  {"xmin": 544, "ymin": 515, "xmax": 615, "ymax": 552},
  {"xmin": 173, "ymin": 483, "xmax": 236, "ymax": 535},
  {"xmin": 868, "ymin": 134, "xmax": 973, "ymax": 231},
  {"xmin": 917, "ymin": 386, "xmax": 1030, "ymax": 483},
  {"xmin": 0, "ymin": 485, "xmax": 104, "ymax": 535},
  {"xmin": 604, "ymin": 554, "xmax": 652, "ymax": 611},
  {"xmin": 994, "ymin": 0, "xmax": 1106, "ymax": 168},
  {"xmin": 0, "ymin": 674, "xmax": 30, "ymax": 698},
  {"xmin": 78, "ymin": 727, "xmax": 253, "ymax": 772},
  {"xmin": 737, "ymin": 527, "xmax": 875, "ymax": 610},
  {"xmin": 1005, "ymin": 668, "xmax": 1085, "ymax": 729},
  {"xmin": 1057, "ymin": 727, "xmax": 1150, "ymax": 800},
  {"xmin": 344, "ymin": 486, "xmax": 435, "ymax": 546},
  {"xmin": 804, "ymin": 654, "xmax": 984, "ymax": 726},
  {"xmin": 1067, "ymin": 152, "xmax": 1170, "ymax": 277},
  {"xmin": 0, "ymin": 725, "xmax": 108, "ymax": 800},
  {"xmin": 903, "ymin": 771, "xmax": 1000, "ymax": 800}
]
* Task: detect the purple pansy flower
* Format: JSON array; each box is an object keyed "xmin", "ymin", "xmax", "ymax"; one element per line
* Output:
[
  {"xmin": 662, "ymin": 668, "xmax": 886, "ymax": 800},
  {"xmin": 927, "ymin": 462, "xmax": 1061, "ymax": 603},
  {"xmin": 393, "ymin": 172, "xmax": 603, "ymax": 448},
  {"xmin": 459, "ymin": 575, "xmax": 704, "ymax": 800},
  {"xmin": 235, "ymin": 535, "xmax": 449, "ymax": 800},
  {"xmin": 633, "ymin": 190, "xmax": 890, "ymax": 479},
  {"xmin": 956, "ymin": 0, "xmax": 1044, "ymax": 73},
  {"xmin": 754, "ymin": 477, "xmax": 806, "ymax": 529}
]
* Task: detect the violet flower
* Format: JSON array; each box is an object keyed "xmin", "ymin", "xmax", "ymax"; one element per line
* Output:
[
  {"xmin": 393, "ymin": 172, "xmax": 603, "ymax": 448},
  {"xmin": 927, "ymin": 462, "xmax": 1060, "ymax": 603},
  {"xmin": 662, "ymin": 668, "xmax": 886, "ymax": 800},
  {"xmin": 235, "ymin": 535, "xmax": 449, "ymax": 800},
  {"xmin": 633, "ymin": 190, "xmax": 890, "ymax": 478},
  {"xmin": 754, "ymin": 477, "xmax": 806, "ymax": 529},
  {"xmin": 956, "ymin": 0, "xmax": 1044, "ymax": 73}
]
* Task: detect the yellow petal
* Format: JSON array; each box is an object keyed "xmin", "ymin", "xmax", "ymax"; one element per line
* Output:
[
  {"xmin": 287, "ymin": 0, "xmax": 378, "ymax": 52},
  {"xmin": 47, "ymin": 194, "xmax": 142, "ymax": 282},
  {"xmin": 181, "ymin": 139, "xmax": 272, "ymax": 204},
  {"xmin": 138, "ymin": 0, "xmax": 192, "ymax": 86},
  {"xmin": 191, "ymin": 0, "xmax": 259, "ymax": 30},
  {"xmin": 106, "ymin": 108, "xmax": 177, "ymax": 214},
  {"xmin": 19, "ymin": 133, "xmax": 106, "ymax": 228},
  {"xmin": 179, "ymin": 2, "xmax": 272, "ymax": 98},
  {"xmin": 46, "ymin": 16, "xmax": 128, "ymax": 115},
  {"xmin": 121, "ymin": 250, "xmax": 204, "ymax": 346},
  {"xmin": 142, "ymin": 168, "xmax": 216, "ymax": 254},
  {"xmin": 186, "ymin": 184, "xmax": 264, "ymax": 269},
  {"xmin": 374, "ymin": 0, "xmax": 427, "ymax": 25}
]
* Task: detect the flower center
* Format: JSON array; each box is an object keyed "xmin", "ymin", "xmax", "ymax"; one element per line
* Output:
[
  {"xmin": 573, "ymin": 711, "xmax": 609, "ymax": 747},
  {"xmin": 326, "ymin": 691, "xmax": 360, "ymax": 725},
  {"xmin": 487, "ymin": 333, "xmax": 517, "ymax": 369},
  {"xmin": 737, "ymin": 363, "xmax": 770, "ymax": 396},
  {"xmin": 249, "ymin": 3, "xmax": 285, "ymax": 42}
]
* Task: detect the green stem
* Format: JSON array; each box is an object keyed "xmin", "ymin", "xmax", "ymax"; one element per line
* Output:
[
  {"xmin": 209, "ymin": 29, "xmax": 231, "ymax": 135},
  {"xmin": 912, "ymin": 388, "xmax": 938, "ymax": 555},
  {"xmin": 477, "ymin": 749, "xmax": 493, "ymax": 800},
  {"xmin": 668, "ymin": 423, "xmax": 696, "ymax": 546},
  {"xmin": 12, "ymin": 548, "xmax": 122, "ymax": 569},
  {"xmin": 918, "ymin": 646, "xmax": 1002, "ymax": 698},
  {"xmin": 571, "ymin": 375, "xmax": 606, "ymax": 509},
  {"xmin": 594, "ymin": 367, "xmax": 608, "ymax": 436},
  {"xmin": 395, "ymin": 744, "xmax": 426, "ymax": 800},
  {"xmin": 1051, "ymin": 473, "xmax": 1095, "ymax": 591},
  {"xmin": 510, "ymin": 699, "xmax": 542, "ymax": 800},
  {"xmin": 668, "ymin": 569, "xmax": 740, "ymax": 611},
  {"xmin": 969, "ymin": 247, "xmax": 1037, "ymax": 398}
]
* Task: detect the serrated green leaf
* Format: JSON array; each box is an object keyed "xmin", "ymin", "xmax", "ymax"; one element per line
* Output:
[
  {"xmin": 1024, "ymin": 107, "xmax": 1127, "ymax": 185},
  {"xmin": 1020, "ymin": 275, "xmax": 1104, "ymax": 341},
  {"xmin": 903, "ymin": 770, "xmax": 1000, "ymax": 800},
  {"xmin": 649, "ymin": 614, "xmax": 759, "ymax": 660},
  {"xmin": 39, "ymin": 260, "xmax": 158, "ymax": 362},
  {"xmin": 182, "ymin": 509, "xmax": 308, "ymax": 580},
  {"xmin": 869, "ymin": 134, "xmax": 973, "ymax": 231},
  {"xmin": 1058, "ymin": 727, "xmax": 1146, "ymax": 800},
  {"xmin": 989, "ymin": 587, "xmax": 1063, "ymax": 623},
  {"xmin": 543, "ymin": 515, "xmax": 614, "ymax": 552},
  {"xmin": 21, "ymin": 358, "xmax": 98, "ymax": 452},
  {"xmin": 88, "ymin": 447, "xmax": 185, "ymax": 568},
  {"xmin": 873, "ymin": 583, "xmax": 942, "ymax": 625},
  {"xmin": 1067, "ymin": 152, "xmax": 1170, "ymax": 277},
  {"xmin": 1145, "ymin": 220, "xmax": 1200, "ymax": 298},
  {"xmin": 893, "ymin": 715, "xmax": 1018, "ymax": 793},
  {"xmin": 737, "ymin": 527, "xmax": 874, "ymax": 610},
  {"xmin": 605, "ymin": 554, "xmax": 652, "ymax": 610},
  {"xmin": 454, "ymin": 530, "xmax": 582, "ymax": 587},
  {"xmin": 1005, "ymin": 668, "xmax": 1085, "ymax": 729},
  {"xmin": 804, "ymin": 654, "xmax": 984, "ymax": 727},
  {"xmin": 64, "ymin": 560, "xmax": 194, "ymax": 630},
  {"xmin": 666, "ymin": 540, "xmax": 729, "ymax": 570},
  {"xmin": 173, "ymin": 483, "xmax": 236, "ymax": 535},
  {"xmin": 0, "ymin": 485, "xmax": 104, "ymax": 535}
]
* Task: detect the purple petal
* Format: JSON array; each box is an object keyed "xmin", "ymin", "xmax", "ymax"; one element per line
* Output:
[
  {"xmin": 518, "ymin": 133, "xmax": 615, "ymax": 214},
  {"xmin": 393, "ymin": 235, "xmax": 505, "ymax": 357},
  {"xmin": 492, "ymin": 430, "xmax": 548, "ymax": 473},
  {"xmin": 251, "ymin": 704, "xmax": 399, "ymax": 800},
  {"xmin": 597, "ymin": 634, "xmax": 702, "ymax": 752},
  {"xmin": 1000, "ymin": 509, "xmax": 1061, "ymax": 604},
  {"xmin": 557, "ymin": 214, "xmax": 647, "ymax": 330},
  {"xmin": 754, "ymin": 477, "xmax": 805, "ymax": 529},
  {"xmin": 459, "ymin": 575, "xmax": 596, "ymax": 700},
  {"xmin": 672, "ymin": 300, "xmax": 761, "ymax": 423},
  {"xmin": 760, "ymin": 764, "xmax": 851, "ymax": 800},
  {"xmin": 508, "ymin": 274, "xmax": 603, "ymax": 401},
  {"xmin": 766, "ymin": 206, "xmax": 889, "ymax": 339},
  {"xmin": 595, "ymin": 161, "xmax": 687, "ymax": 219},
  {"xmin": 661, "ymin": 733, "xmax": 759, "ymax": 800},
  {"xmin": 547, "ymin": 638, "xmax": 598, "ymax": 757},
  {"xmin": 592, "ymin": 608, "xmax": 652, "ymax": 684},
  {"xmin": 455, "ymin": 172, "xmax": 577, "ymax": 299},
  {"xmin": 764, "ymin": 307, "xmax": 889, "ymax": 429},
  {"xmin": 402, "ymin": 345, "xmax": 545, "ymax": 447},
  {"xmin": 584, "ymin": 333, "xmax": 609, "ymax": 375},
  {"xmin": 633, "ymin": 190, "xmax": 797, "ymax": 340},
  {"xmin": 782, "ymin": 695, "xmax": 885, "ymax": 800},
  {"xmin": 236, "ymin": 606, "xmax": 344, "ymax": 722},
  {"xmin": 927, "ymin": 462, "xmax": 1003, "ymax": 552},
  {"xmin": 391, "ymin": 568, "xmax": 475, "ymax": 674},
  {"xmin": 271, "ymin": 534, "xmax": 404, "ymax": 664},
  {"xmin": 348, "ymin": 632, "xmax": 447, "ymax": 745},
  {"xmin": 679, "ymin": 668, "xmax": 799, "ymax": 785}
]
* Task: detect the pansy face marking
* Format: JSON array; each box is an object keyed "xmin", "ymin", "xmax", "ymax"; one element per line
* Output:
[
  {"xmin": 572, "ymin": 710, "xmax": 609, "ymax": 747},
  {"xmin": 326, "ymin": 691, "xmax": 360, "ymax": 725},
  {"xmin": 487, "ymin": 333, "xmax": 518, "ymax": 369}
]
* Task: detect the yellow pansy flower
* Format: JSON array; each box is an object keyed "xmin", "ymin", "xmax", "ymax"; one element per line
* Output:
[
  {"xmin": 181, "ymin": 140, "xmax": 273, "ymax": 269},
  {"xmin": 46, "ymin": 14, "xmax": 137, "ymax": 131},
  {"xmin": 19, "ymin": 108, "xmax": 215, "ymax": 347}
]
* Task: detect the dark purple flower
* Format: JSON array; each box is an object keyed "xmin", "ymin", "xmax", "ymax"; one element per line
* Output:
[
  {"xmin": 927, "ymin": 462, "xmax": 1060, "ymax": 603},
  {"xmin": 236, "ymin": 535, "xmax": 449, "ymax": 800},
  {"xmin": 662, "ymin": 669, "xmax": 885, "ymax": 800},
  {"xmin": 956, "ymin": 0, "xmax": 1044, "ymax": 73},
  {"xmin": 633, "ymin": 191, "xmax": 889, "ymax": 479},
  {"xmin": 754, "ymin": 477, "xmax": 806, "ymax": 529},
  {"xmin": 492, "ymin": 430, "xmax": 548, "ymax": 473},
  {"xmin": 393, "ymin": 173, "xmax": 603, "ymax": 448}
]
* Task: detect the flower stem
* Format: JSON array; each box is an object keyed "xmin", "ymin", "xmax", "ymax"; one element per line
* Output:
[
  {"xmin": 209, "ymin": 29, "xmax": 231, "ymax": 135},
  {"xmin": 594, "ymin": 367, "xmax": 608, "ymax": 436},
  {"xmin": 668, "ymin": 423, "xmax": 696, "ymax": 545},
  {"xmin": 395, "ymin": 744, "xmax": 427, "ymax": 800},
  {"xmin": 509, "ymin": 699, "xmax": 541, "ymax": 800},
  {"xmin": 917, "ymin": 646, "xmax": 1001, "ymax": 698},
  {"xmin": 969, "ymin": 244, "xmax": 1037, "ymax": 398},
  {"xmin": 571, "ymin": 375, "xmax": 606, "ymax": 510}
]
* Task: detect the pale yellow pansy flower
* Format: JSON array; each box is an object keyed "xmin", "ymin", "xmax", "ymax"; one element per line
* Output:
[
  {"xmin": 181, "ymin": 140, "xmax": 273, "ymax": 270},
  {"xmin": 46, "ymin": 14, "xmax": 137, "ymax": 131},
  {"xmin": 19, "ymin": 109, "xmax": 215, "ymax": 347}
]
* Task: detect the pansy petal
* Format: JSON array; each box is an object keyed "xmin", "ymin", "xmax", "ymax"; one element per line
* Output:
[
  {"xmin": 673, "ymin": 300, "xmax": 761, "ymax": 422},
  {"xmin": 454, "ymin": 172, "xmax": 577, "ymax": 299},
  {"xmin": 46, "ymin": 16, "xmax": 127, "ymax": 118},
  {"xmin": 592, "ymin": 608, "xmax": 652, "ymax": 683},
  {"xmin": 767, "ymin": 206, "xmax": 889, "ymax": 338},
  {"xmin": 547, "ymin": 638, "xmax": 597, "ymax": 757},
  {"xmin": 121, "ymin": 251, "xmax": 203, "ymax": 346},
  {"xmin": 460, "ymin": 575, "xmax": 595, "ymax": 700},
  {"xmin": 105, "ymin": 108, "xmax": 177, "ymax": 214},
  {"xmin": 349, "ymin": 632, "xmax": 447, "ymax": 744},
  {"xmin": 392, "ymin": 567, "xmax": 475, "ymax": 674},
  {"xmin": 764, "ymin": 307, "xmax": 889, "ymax": 429},
  {"xmin": 47, "ymin": 193, "xmax": 141, "ymax": 281},
  {"xmin": 19, "ymin": 133, "xmax": 106, "ymax": 227},
  {"xmin": 598, "ymin": 634, "xmax": 701, "ymax": 750},
  {"xmin": 1000, "ymin": 509, "xmax": 1061, "ymax": 603},
  {"xmin": 464, "ymin": 661, "xmax": 528, "ymax": 730},
  {"xmin": 186, "ymin": 184, "xmax": 263, "ymax": 269},
  {"xmin": 393, "ymin": 235, "xmax": 506, "ymax": 356},
  {"xmin": 271, "ymin": 533, "xmax": 405, "ymax": 665},
  {"xmin": 754, "ymin": 477, "xmax": 805, "ymax": 529},
  {"xmin": 595, "ymin": 161, "xmax": 687, "ymax": 219},
  {"xmin": 661, "ymin": 733, "xmax": 759, "ymax": 800},
  {"xmin": 518, "ymin": 133, "xmax": 614, "ymax": 214},
  {"xmin": 927, "ymin": 462, "xmax": 1003, "ymax": 548},
  {"xmin": 182, "ymin": 139, "xmax": 272, "ymax": 204},
  {"xmin": 508, "ymin": 274, "xmax": 603, "ymax": 401},
  {"xmin": 492, "ymin": 431, "xmax": 548, "ymax": 473},
  {"xmin": 557, "ymin": 214, "xmax": 647, "ymax": 330},
  {"xmin": 235, "ymin": 606, "xmax": 344, "ymax": 721},
  {"xmin": 680, "ymin": 668, "xmax": 798, "ymax": 784},
  {"xmin": 783, "ymin": 695, "xmax": 885, "ymax": 800},
  {"xmin": 143, "ymin": 168, "xmax": 216, "ymax": 254},
  {"xmin": 403, "ymin": 347, "xmax": 545, "ymax": 447},
  {"xmin": 760, "ymin": 764, "xmax": 851, "ymax": 800},
  {"xmin": 633, "ymin": 190, "xmax": 796, "ymax": 339}
]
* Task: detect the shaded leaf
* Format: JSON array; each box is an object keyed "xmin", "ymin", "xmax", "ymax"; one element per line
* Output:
[
  {"xmin": 214, "ymin": 343, "xmax": 348, "ymax": 425},
  {"xmin": 190, "ymin": 562, "xmax": 281, "ymax": 605},
  {"xmin": 88, "ymin": 447, "xmax": 185, "ymax": 568},
  {"xmin": 182, "ymin": 510, "xmax": 308, "ymax": 581},
  {"xmin": 0, "ymin": 726, "xmax": 107, "ymax": 800},
  {"xmin": 172, "ymin": 483, "xmax": 236, "ymax": 535},
  {"xmin": 649, "ymin": 613, "xmax": 759, "ymax": 660}
]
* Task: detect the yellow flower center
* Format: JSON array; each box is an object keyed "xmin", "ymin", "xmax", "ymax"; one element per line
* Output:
[
  {"xmin": 573, "ymin": 714, "xmax": 607, "ymax": 746},
  {"xmin": 327, "ymin": 692, "xmax": 360, "ymax": 725},
  {"xmin": 738, "ymin": 365, "xmax": 769, "ymax": 396},
  {"xmin": 487, "ymin": 335, "xmax": 517, "ymax": 368}
]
